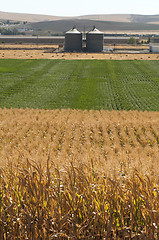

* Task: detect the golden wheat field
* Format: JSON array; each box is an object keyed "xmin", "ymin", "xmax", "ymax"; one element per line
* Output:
[{"xmin": 0, "ymin": 108, "xmax": 159, "ymax": 239}]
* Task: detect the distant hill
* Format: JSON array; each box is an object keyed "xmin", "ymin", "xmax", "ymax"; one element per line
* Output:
[
  {"xmin": 28, "ymin": 19, "xmax": 159, "ymax": 34},
  {"xmin": 1, "ymin": 11, "xmax": 159, "ymax": 24},
  {"xmin": 1, "ymin": 11, "xmax": 159, "ymax": 35},
  {"xmin": 130, "ymin": 14, "xmax": 159, "ymax": 24},
  {"xmin": 77, "ymin": 14, "xmax": 132, "ymax": 23},
  {"xmin": 0, "ymin": 11, "xmax": 70, "ymax": 22},
  {"xmin": 77, "ymin": 14, "xmax": 159, "ymax": 25}
]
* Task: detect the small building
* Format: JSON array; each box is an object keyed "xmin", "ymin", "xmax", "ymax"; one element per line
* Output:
[
  {"xmin": 65, "ymin": 27, "xmax": 82, "ymax": 52},
  {"xmin": 149, "ymin": 37, "xmax": 159, "ymax": 52},
  {"xmin": 86, "ymin": 26, "xmax": 104, "ymax": 52},
  {"xmin": 149, "ymin": 43, "xmax": 159, "ymax": 52}
]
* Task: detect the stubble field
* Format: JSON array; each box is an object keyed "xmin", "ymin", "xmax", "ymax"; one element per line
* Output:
[
  {"xmin": 0, "ymin": 44, "xmax": 157, "ymax": 60},
  {"xmin": 0, "ymin": 49, "xmax": 159, "ymax": 60}
]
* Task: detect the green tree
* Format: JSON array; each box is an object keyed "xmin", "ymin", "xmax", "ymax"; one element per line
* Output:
[{"xmin": 127, "ymin": 37, "xmax": 136, "ymax": 44}]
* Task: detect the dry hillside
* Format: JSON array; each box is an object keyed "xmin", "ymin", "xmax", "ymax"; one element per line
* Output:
[
  {"xmin": 0, "ymin": 11, "xmax": 70, "ymax": 22},
  {"xmin": 1, "ymin": 11, "xmax": 159, "ymax": 24}
]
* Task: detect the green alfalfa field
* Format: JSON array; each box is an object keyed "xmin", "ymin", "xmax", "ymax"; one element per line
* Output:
[{"xmin": 0, "ymin": 59, "xmax": 159, "ymax": 110}]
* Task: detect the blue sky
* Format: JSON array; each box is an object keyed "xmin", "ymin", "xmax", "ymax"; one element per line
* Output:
[{"xmin": 1, "ymin": 0, "xmax": 159, "ymax": 16}]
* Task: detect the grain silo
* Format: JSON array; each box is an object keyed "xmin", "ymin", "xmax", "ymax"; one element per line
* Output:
[
  {"xmin": 86, "ymin": 26, "xmax": 104, "ymax": 52},
  {"xmin": 65, "ymin": 27, "xmax": 82, "ymax": 52}
]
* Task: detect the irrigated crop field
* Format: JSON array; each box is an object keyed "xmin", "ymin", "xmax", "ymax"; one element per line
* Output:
[
  {"xmin": 0, "ymin": 58, "xmax": 159, "ymax": 239},
  {"xmin": 0, "ymin": 109, "xmax": 159, "ymax": 239},
  {"xmin": 0, "ymin": 59, "xmax": 159, "ymax": 111}
]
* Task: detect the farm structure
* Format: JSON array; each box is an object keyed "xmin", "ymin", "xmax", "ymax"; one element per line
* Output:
[
  {"xmin": 65, "ymin": 27, "xmax": 82, "ymax": 52},
  {"xmin": 86, "ymin": 26, "xmax": 104, "ymax": 52},
  {"xmin": 64, "ymin": 26, "xmax": 104, "ymax": 52},
  {"xmin": 149, "ymin": 37, "xmax": 159, "ymax": 52}
]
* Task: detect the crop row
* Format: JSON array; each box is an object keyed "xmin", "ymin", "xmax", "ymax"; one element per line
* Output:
[
  {"xmin": 0, "ymin": 59, "xmax": 159, "ymax": 110},
  {"xmin": 0, "ymin": 108, "xmax": 159, "ymax": 173}
]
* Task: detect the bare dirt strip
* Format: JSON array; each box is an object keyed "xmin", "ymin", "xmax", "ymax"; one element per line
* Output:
[
  {"xmin": 0, "ymin": 44, "xmax": 158, "ymax": 60},
  {"xmin": 1, "ymin": 50, "xmax": 159, "ymax": 60}
]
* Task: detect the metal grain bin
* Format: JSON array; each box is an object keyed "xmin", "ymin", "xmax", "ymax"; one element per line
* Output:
[
  {"xmin": 65, "ymin": 27, "xmax": 82, "ymax": 52},
  {"xmin": 86, "ymin": 26, "xmax": 104, "ymax": 52},
  {"xmin": 149, "ymin": 43, "xmax": 159, "ymax": 52}
]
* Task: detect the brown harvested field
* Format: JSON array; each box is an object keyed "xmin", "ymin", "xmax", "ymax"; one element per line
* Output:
[
  {"xmin": 0, "ymin": 44, "xmax": 157, "ymax": 60},
  {"xmin": 0, "ymin": 44, "xmax": 59, "ymax": 48},
  {"xmin": 0, "ymin": 44, "xmax": 148, "ymax": 49},
  {"xmin": 0, "ymin": 49, "xmax": 159, "ymax": 60}
]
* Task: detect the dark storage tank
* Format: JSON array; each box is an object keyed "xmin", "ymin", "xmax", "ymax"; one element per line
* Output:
[
  {"xmin": 65, "ymin": 27, "xmax": 82, "ymax": 52},
  {"xmin": 86, "ymin": 26, "xmax": 104, "ymax": 52}
]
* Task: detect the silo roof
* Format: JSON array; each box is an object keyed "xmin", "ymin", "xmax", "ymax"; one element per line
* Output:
[
  {"xmin": 88, "ymin": 26, "xmax": 103, "ymax": 34},
  {"xmin": 66, "ymin": 27, "xmax": 81, "ymax": 34}
]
